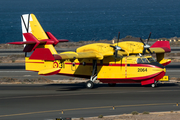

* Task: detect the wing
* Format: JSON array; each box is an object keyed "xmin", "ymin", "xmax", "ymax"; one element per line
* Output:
[{"xmin": 54, "ymin": 51, "xmax": 104, "ymax": 60}]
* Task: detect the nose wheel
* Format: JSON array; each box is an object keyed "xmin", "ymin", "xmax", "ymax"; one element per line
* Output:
[
  {"xmin": 86, "ymin": 81, "xmax": 94, "ymax": 89},
  {"xmin": 151, "ymin": 81, "xmax": 158, "ymax": 88}
]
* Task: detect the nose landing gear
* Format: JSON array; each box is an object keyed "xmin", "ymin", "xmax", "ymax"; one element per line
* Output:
[{"xmin": 151, "ymin": 81, "xmax": 158, "ymax": 88}]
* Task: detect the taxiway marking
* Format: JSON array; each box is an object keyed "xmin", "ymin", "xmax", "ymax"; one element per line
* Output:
[{"xmin": 0, "ymin": 102, "xmax": 176, "ymax": 118}]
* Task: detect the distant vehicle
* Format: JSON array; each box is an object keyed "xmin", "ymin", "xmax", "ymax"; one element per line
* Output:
[{"xmin": 8, "ymin": 14, "xmax": 171, "ymax": 88}]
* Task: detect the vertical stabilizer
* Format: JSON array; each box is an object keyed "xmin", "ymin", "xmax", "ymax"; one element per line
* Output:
[{"xmin": 21, "ymin": 14, "xmax": 49, "ymax": 41}]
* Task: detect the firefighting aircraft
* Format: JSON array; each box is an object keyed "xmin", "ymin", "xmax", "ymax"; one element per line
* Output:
[{"xmin": 8, "ymin": 14, "xmax": 171, "ymax": 88}]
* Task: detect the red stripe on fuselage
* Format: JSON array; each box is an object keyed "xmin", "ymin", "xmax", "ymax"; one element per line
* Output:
[{"xmin": 64, "ymin": 62, "xmax": 159, "ymax": 68}]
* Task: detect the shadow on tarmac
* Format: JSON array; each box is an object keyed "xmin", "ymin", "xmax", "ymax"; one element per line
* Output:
[
  {"xmin": 0, "ymin": 66, "xmax": 25, "ymax": 69},
  {"xmin": 44, "ymin": 82, "xmax": 179, "ymax": 91}
]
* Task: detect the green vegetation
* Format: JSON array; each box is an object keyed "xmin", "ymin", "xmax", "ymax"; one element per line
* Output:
[
  {"xmin": 131, "ymin": 111, "xmax": 139, "ymax": 115},
  {"xmin": 98, "ymin": 115, "xmax": 103, "ymax": 118},
  {"xmin": 11, "ymin": 59, "xmax": 16, "ymax": 63},
  {"xmin": 142, "ymin": 111, "xmax": 150, "ymax": 114}
]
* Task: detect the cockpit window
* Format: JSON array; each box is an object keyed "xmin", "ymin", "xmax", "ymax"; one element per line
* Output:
[
  {"xmin": 147, "ymin": 57, "xmax": 156, "ymax": 63},
  {"xmin": 137, "ymin": 58, "xmax": 150, "ymax": 63},
  {"xmin": 141, "ymin": 58, "xmax": 149, "ymax": 63},
  {"xmin": 137, "ymin": 58, "xmax": 143, "ymax": 63}
]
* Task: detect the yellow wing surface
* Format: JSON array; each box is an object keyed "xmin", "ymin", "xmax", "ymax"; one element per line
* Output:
[{"xmin": 53, "ymin": 41, "xmax": 170, "ymax": 60}]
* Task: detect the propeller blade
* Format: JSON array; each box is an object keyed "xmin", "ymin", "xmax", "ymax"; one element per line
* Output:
[
  {"xmin": 142, "ymin": 48, "xmax": 146, "ymax": 55},
  {"xmin": 140, "ymin": 38, "xmax": 145, "ymax": 45},
  {"xmin": 147, "ymin": 48, "xmax": 152, "ymax": 55},
  {"xmin": 114, "ymin": 50, "xmax": 117, "ymax": 63},
  {"xmin": 117, "ymin": 32, "xmax": 120, "ymax": 46},
  {"xmin": 147, "ymin": 32, "xmax": 151, "ymax": 44}
]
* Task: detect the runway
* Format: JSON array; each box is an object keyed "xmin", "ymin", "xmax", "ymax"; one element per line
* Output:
[
  {"xmin": 0, "ymin": 62, "xmax": 180, "ymax": 120},
  {"xmin": 0, "ymin": 83, "xmax": 180, "ymax": 120}
]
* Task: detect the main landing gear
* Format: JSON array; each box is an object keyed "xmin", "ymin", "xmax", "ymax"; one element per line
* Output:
[{"xmin": 86, "ymin": 60, "xmax": 97, "ymax": 89}]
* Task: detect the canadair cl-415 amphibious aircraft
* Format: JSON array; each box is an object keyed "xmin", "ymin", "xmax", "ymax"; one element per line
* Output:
[{"xmin": 8, "ymin": 14, "xmax": 171, "ymax": 88}]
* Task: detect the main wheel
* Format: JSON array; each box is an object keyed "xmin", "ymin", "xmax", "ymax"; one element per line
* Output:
[
  {"xmin": 108, "ymin": 83, "xmax": 116, "ymax": 87},
  {"xmin": 86, "ymin": 81, "xmax": 94, "ymax": 89}
]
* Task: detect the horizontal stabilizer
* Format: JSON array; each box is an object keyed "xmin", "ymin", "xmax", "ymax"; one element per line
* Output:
[
  {"xmin": 8, "ymin": 32, "xmax": 68, "ymax": 52},
  {"xmin": 8, "ymin": 41, "xmax": 37, "ymax": 45},
  {"xmin": 46, "ymin": 32, "xmax": 68, "ymax": 45},
  {"xmin": 38, "ymin": 68, "xmax": 60, "ymax": 76}
]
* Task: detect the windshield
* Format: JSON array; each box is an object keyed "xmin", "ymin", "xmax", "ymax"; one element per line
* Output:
[
  {"xmin": 137, "ymin": 58, "xmax": 150, "ymax": 63},
  {"xmin": 141, "ymin": 58, "xmax": 149, "ymax": 63},
  {"xmin": 137, "ymin": 58, "xmax": 143, "ymax": 63},
  {"xmin": 147, "ymin": 57, "xmax": 156, "ymax": 63}
]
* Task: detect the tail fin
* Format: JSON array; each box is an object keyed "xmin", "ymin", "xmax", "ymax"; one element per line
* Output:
[
  {"xmin": 7, "ymin": 14, "xmax": 69, "ymax": 75},
  {"xmin": 21, "ymin": 14, "xmax": 49, "ymax": 41},
  {"xmin": 8, "ymin": 14, "xmax": 68, "ymax": 53}
]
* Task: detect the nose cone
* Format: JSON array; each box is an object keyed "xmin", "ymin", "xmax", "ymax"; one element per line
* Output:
[
  {"xmin": 153, "ymin": 67, "xmax": 166, "ymax": 72},
  {"xmin": 163, "ymin": 68, "xmax": 166, "ymax": 72},
  {"xmin": 154, "ymin": 67, "xmax": 166, "ymax": 81}
]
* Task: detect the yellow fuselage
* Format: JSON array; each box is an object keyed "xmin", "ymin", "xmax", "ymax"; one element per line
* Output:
[{"xmin": 25, "ymin": 55, "xmax": 166, "ymax": 85}]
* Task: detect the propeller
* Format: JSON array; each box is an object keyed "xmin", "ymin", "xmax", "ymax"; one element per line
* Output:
[
  {"xmin": 110, "ymin": 32, "xmax": 123, "ymax": 62},
  {"xmin": 140, "ymin": 32, "xmax": 153, "ymax": 55}
]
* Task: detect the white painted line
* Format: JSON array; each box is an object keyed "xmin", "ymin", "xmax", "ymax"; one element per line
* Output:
[{"xmin": 23, "ymin": 75, "xmax": 32, "ymax": 76}]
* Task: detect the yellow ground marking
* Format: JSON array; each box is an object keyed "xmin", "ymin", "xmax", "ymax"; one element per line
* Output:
[{"xmin": 0, "ymin": 102, "xmax": 176, "ymax": 118}]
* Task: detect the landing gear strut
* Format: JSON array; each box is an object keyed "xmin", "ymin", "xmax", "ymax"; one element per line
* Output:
[
  {"xmin": 86, "ymin": 60, "xmax": 97, "ymax": 89},
  {"xmin": 151, "ymin": 81, "xmax": 158, "ymax": 88}
]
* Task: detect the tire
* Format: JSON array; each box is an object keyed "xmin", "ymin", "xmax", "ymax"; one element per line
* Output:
[
  {"xmin": 108, "ymin": 83, "xmax": 116, "ymax": 87},
  {"xmin": 86, "ymin": 81, "xmax": 94, "ymax": 89},
  {"xmin": 151, "ymin": 84, "xmax": 156, "ymax": 88}
]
